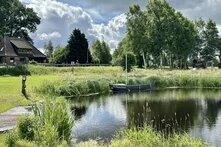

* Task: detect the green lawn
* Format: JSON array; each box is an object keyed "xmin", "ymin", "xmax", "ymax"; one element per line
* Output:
[
  {"xmin": 0, "ymin": 75, "xmax": 58, "ymax": 113},
  {"xmin": 0, "ymin": 134, "xmax": 6, "ymax": 147}
]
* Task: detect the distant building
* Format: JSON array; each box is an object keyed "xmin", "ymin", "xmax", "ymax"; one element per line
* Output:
[{"xmin": 0, "ymin": 37, "xmax": 47, "ymax": 65}]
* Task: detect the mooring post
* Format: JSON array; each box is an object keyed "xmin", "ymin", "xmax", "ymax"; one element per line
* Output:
[{"xmin": 22, "ymin": 75, "xmax": 27, "ymax": 98}]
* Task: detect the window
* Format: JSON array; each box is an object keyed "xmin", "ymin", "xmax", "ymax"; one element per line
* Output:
[{"xmin": 10, "ymin": 58, "xmax": 14, "ymax": 63}]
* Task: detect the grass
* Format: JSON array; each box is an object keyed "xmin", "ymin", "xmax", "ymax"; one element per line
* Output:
[
  {"xmin": 1, "ymin": 65, "xmax": 217, "ymax": 147},
  {"xmin": 0, "ymin": 134, "xmax": 6, "ymax": 147},
  {"xmin": 1, "ymin": 66, "xmax": 221, "ymax": 112},
  {"xmin": 77, "ymin": 126, "xmax": 208, "ymax": 147},
  {"xmin": 0, "ymin": 75, "xmax": 58, "ymax": 113},
  {"xmin": 34, "ymin": 67, "xmax": 221, "ymax": 98},
  {"xmin": 5, "ymin": 98, "xmax": 73, "ymax": 147}
]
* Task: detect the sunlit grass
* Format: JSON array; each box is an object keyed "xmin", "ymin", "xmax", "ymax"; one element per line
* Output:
[
  {"xmin": 0, "ymin": 75, "xmax": 58, "ymax": 113},
  {"xmin": 78, "ymin": 126, "xmax": 208, "ymax": 147},
  {"xmin": 0, "ymin": 133, "xmax": 6, "ymax": 147}
]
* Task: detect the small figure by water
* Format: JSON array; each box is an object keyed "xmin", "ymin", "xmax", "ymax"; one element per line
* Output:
[{"xmin": 22, "ymin": 75, "xmax": 28, "ymax": 98}]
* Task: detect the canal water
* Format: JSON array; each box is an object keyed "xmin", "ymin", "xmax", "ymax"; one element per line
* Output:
[{"xmin": 71, "ymin": 89, "xmax": 221, "ymax": 146}]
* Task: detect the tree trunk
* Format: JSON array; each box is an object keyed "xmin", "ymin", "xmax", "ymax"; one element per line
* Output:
[
  {"xmin": 159, "ymin": 52, "xmax": 163, "ymax": 69},
  {"xmin": 142, "ymin": 52, "xmax": 147, "ymax": 69}
]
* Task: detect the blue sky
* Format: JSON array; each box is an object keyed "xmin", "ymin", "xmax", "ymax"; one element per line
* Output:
[{"xmin": 20, "ymin": 0, "xmax": 221, "ymax": 52}]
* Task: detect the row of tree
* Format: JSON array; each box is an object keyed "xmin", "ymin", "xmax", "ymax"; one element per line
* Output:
[
  {"xmin": 45, "ymin": 29, "xmax": 112, "ymax": 64},
  {"xmin": 113, "ymin": 0, "xmax": 221, "ymax": 69}
]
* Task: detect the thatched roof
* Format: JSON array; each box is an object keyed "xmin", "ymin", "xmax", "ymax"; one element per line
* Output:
[{"xmin": 0, "ymin": 37, "xmax": 46, "ymax": 58}]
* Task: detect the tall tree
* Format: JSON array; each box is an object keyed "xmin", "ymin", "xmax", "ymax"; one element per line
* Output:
[
  {"xmin": 194, "ymin": 18, "xmax": 206, "ymax": 57},
  {"xmin": 0, "ymin": 0, "xmax": 40, "ymax": 42},
  {"xmin": 217, "ymin": 37, "xmax": 221, "ymax": 67},
  {"xmin": 91, "ymin": 40, "xmax": 112, "ymax": 64},
  {"xmin": 169, "ymin": 12, "xmax": 197, "ymax": 69},
  {"xmin": 66, "ymin": 29, "xmax": 92, "ymax": 64},
  {"xmin": 202, "ymin": 19, "xmax": 219, "ymax": 61},
  {"xmin": 53, "ymin": 46, "xmax": 67, "ymax": 64},
  {"xmin": 147, "ymin": 0, "xmax": 177, "ymax": 68},
  {"xmin": 44, "ymin": 40, "xmax": 54, "ymax": 57},
  {"xmin": 127, "ymin": 4, "xmax": 148, "ymax": 68}
]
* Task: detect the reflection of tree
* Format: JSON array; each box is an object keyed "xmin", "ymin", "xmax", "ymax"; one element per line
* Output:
[
  {"xmin": 205, "ymin": 99, "xmax": 221, "ymax": 129},
  {"xmin": 126, "ymin": 99, "xmax": 200, "ymax": 135},
  {"xmin": 72, "ymin": 106, "xmax": 87, "ymax": 119}
]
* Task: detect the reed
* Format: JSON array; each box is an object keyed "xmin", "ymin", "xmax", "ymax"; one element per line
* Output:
[
  {"xmin": 77, "ymin": 126, "xmax": 208, "ymax": 147},
  {"xmin": 5, "ymin": 98, "xmax": 73, "ymax": 147}
]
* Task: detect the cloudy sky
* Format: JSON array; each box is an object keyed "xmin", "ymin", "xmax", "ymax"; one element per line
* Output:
[{"xmin": 19, "ymin": 0, "xmax": 221, "ymax": 52}]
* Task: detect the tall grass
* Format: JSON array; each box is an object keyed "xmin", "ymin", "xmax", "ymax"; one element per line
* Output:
[
  {"xmin": 37, "ymin": 78, "xmax": 110, "ymax": 97},
  {"xmin": 5, "ymin": 98, "xmax": 73, "ymax": 147},
  {"xmin": 78, "ymin": 126, "xmax": 208, "ymax": 147},
  {"xmin": 36, "ymin": 74, "xmax": 221, "ymax": 98}
]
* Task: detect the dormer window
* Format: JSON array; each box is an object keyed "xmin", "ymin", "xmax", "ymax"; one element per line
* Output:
[{"xmin": 18, "ymin": 48, "xmax": 32, "ymax": 54}]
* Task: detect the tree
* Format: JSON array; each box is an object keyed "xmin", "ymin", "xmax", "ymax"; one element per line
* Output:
[
  {"xmin": 53, "ymin": 47, "xmax": 67, "ymax": 64},
  {"xmin": 0, "ymin": 0, "xmax": 40, "ymax": 42},
  {"xmin": 127, "ymin": 4, "xmax": 148, "ymax": 68},
  {"xmin": 91, "ymin": 40, "xmax": 112, "ymax": 64},
  {"xmin": 217, "ymin": 37, "xmax": 221, "ymax": 68},
  {"xmin": 44, "ymin": 41, "xmax": 54, "ymax": 58},
  {"xmin": 202, "ymin": 19, "xmax": 219, "ymax": 61},
  {"xmin": 66, "ymin": 29, "xmax": 92, "ymax": 64},
  {"xmin": 194, "ymin": 18, "xmax": 206, "ymax": 57},
  {"xmin": 169, "ymin": 12, "xmax": 197, "ymax": 69}
]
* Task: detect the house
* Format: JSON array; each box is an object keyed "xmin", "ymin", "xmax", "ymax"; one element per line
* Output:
[{"xmin": 0, "ymin": 37, "xmax": 47, "ymax": 65}]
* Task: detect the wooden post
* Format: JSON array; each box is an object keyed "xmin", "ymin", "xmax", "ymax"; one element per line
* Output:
[{"xmin": 22, "ymin": 75, "xmax": 27, "ymax": 98}]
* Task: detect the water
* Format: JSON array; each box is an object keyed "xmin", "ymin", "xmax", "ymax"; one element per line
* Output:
[{"xmin": 71, "ymin": 89, "xmax": 221, "ymax": 146}]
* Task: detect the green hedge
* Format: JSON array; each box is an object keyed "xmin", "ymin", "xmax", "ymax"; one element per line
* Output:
[{"xmin": 0, "ymin": 66, "xmax": 30, "ymax": 76}]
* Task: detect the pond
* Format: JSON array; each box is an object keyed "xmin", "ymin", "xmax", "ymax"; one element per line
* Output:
[{"xmin": 71, "ymin": 89, "xmax": 221, "ymax": 146}]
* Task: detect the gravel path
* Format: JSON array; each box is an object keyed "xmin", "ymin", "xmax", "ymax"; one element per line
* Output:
[{"xmin": 0, "ymin": 106, "xmax": 31, "ymax": 133}]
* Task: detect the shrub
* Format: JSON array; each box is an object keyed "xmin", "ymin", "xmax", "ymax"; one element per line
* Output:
[
  {"xmin": 0, "ymin": 65, "xmax": 30, "ymax": 76},
  {"xmin": 17, "ymin": 115, "xmax": 35, "ymax": 141}
]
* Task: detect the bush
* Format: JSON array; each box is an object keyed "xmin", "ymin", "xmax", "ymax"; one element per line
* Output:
[
  {"xmin": 17, "ymin": 116, "xmax": 35, "ymax": 141},
  {"xmin": 0, "ymin": 65, "xmax": 30, "ymax": 76}
]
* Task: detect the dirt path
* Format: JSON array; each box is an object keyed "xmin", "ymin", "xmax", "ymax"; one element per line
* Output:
[{"xmin": 0, "ymin": 106, "xmax": 31, "ymax": 133}]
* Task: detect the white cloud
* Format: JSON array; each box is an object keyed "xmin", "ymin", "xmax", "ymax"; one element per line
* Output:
[
  {"xmin": 20, "ymin": 0, "xmax": 127, "ymax": 51},
  {"xmin": 20, "ymin": 0, "xmax": 221, "ymax": 52},
  {"xmin": 37, "ymin": 32, "xmax": 61, "ymax": 40}
]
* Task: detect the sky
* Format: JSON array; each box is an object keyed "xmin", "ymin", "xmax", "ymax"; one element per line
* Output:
[{"xmin": 19, "ymin": 0, "xmax": 221, "ymax": 52}]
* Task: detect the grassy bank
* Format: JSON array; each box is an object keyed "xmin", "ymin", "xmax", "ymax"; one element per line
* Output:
[
  {"xmin": 78, "ymin": 126, "xmax": 207, "ymax": 147},
  {"xmin": 36, "ymin": 73, "xmax": 221, "ymax": 98},
  {"xmin": 1, "ymin": 66, "xmax": 221, "ymax": 111}
]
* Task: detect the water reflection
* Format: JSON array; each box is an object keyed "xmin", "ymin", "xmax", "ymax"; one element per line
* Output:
[
  {"xmin": 72, "ymin": 98, "xmax": 127, "ymax": 141},
  {"xmin": 71, "ymin": 89, "xmax": 221, "ymax": 146}
]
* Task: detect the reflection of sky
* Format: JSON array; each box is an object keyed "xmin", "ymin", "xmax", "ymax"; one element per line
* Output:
[
  {"xmin": 189, "ymin": 109, "xmax": 221, "ymax": 147},
  {"xmin": 72, "ymin": 98, "xmax": 127, "ymax": 140}
]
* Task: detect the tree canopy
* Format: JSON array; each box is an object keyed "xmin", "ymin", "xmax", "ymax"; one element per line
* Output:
[
  {"xmin": 66, "ymin": 29, "xmax": 92, "ymax": 64},
  {"xmin": 117, "ymin": 0, "xmax": 220, "ymax": 69},
  {"xmin": 44, "ymin": 41, "xmax": 54, "ymax": 58},
  {"xmin": 91, "ymin": 40, "xmax": 112, "ymax": 64},
  {"xmin": 0, "ymin": 0, "xmax": 40, "ymax": 42}
]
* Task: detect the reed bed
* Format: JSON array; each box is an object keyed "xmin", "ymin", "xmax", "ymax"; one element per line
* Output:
[{"xmin": 78, "ymin": 126, "xmax": 208, "ymax": 147}]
